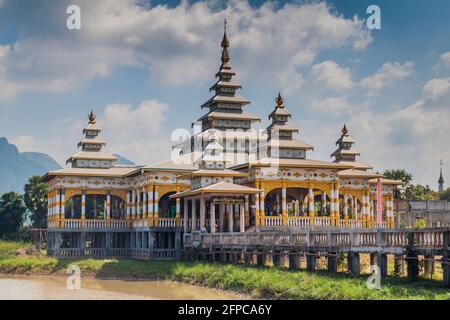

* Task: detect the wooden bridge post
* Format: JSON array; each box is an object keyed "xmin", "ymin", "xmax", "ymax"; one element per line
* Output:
[
  {"xmin": 256, "ymin": 251, "xmax": 265, "ymax": 267},
  {"xmin": 289, "ymin": 252, "xmax": 300, "ymax": 270},
  {"xmin": 423, "ymin": 255, "xmax": 435, "ymax": 278},
  {"xmin": 307, "ymin": 252, "xmax": 317, "ymax": 272},
  {"xmin": 393, "ymin": 254, "xmax": 405, "ymax": 276},
  {"xmin": 347, "ymin": 252, "xmax": 360, "ymax": 277},
  {"xmin": 272, "ymin": 252, "xmax": 281, "ymax": 268},
  {"xmin": 406, "ymin": 233, "xmax": 419, "ymax": 281},
  {"xmin": 327, "ymin": 253, "xmax": 338, "ymax": 273},
  {"xmin": 443, "ymin": 231, "xmax": 450, "ymax": 287}
]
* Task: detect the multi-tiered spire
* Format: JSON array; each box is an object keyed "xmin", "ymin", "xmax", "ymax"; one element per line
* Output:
[
  {"xmin": 438, "ymin": 160, "xmax": 445, "ymax": 192},
  {"xmin": 265, "ymin": 93, "xmax": 313, "ymax": 159},
  {"xmin": 331, "ymin": 124, "xmax": 371, "ymax": 170},
  {"xmin": 67, "ymin": 110, "xmax": 117, "ymax": 168},
  {"xmin": 196, "ymin": 19, "xmax": 260, "ymax": 133}
]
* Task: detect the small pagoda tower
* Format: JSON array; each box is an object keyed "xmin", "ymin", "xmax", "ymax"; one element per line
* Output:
[
  {"xmin": 265, "ymin": 93, "xmax": 313, "ymax": 159},
  {"xmin": 331, "ymin": 124, "xmax": 371, "ymax": 170},
  {"xmin": 66, "ymin": 110, "xmax": 117, "ymax": 168},
  {"xmin": 439, "ymin": 160, "xmax": 445, "ymax": 192}
]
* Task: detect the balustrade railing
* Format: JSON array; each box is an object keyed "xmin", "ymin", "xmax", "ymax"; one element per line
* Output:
[{"xmin": 186, "ymin": 228, "xmax": 450, "ymax": 252}]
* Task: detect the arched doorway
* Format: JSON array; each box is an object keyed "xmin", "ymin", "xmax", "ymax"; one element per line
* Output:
[
  {"xmin": 65, "ymin": 195, "xmax": 82, "ymax": 219},
  {"xmin": 159, "ymin": 191, "xmax": 177, "ymax": 218}
]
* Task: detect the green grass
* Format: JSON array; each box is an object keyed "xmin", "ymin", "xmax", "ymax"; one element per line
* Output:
[{"xmin": 0, "ymin": 241, "xmax": 449, "ymax": 300}]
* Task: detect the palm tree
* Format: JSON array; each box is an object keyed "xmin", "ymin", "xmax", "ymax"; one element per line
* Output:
[{"xmin": 383, "ymin": 169, "xmax": 414, "ymax": 200}]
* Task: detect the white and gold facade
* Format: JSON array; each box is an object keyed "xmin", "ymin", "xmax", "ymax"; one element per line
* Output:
[{"xmin": 43, "ymin": 24, "xmax": 401, "ymax": 258}]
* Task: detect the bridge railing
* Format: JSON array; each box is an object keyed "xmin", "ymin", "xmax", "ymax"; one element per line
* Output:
[{"xmin": 187, "ymin": 228, "xmax": 450, "ymax": 252}]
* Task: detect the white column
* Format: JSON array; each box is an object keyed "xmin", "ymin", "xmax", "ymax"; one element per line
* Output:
[
  {"xmin": 255, "ymin": 193, "xmax": 260, "ymax": 225},
  {"xmin": 154, "ymin": 188, "xmax": 159, "ymax": 217},
  {"xmin": 136, "ymin": 190, "xmax": 141, "ymax": 218},
  {"xmin": 148, "ymin": 190, "xmax": 154, "ymax": 217},
  {"xmin": 244, "ymin": 195, "xmax": 249, "ymax": 227},
  {"xmin": 260, "ymin": 191, "xmax": 265, "ymax": 217},
  {"xmin": 47, "ymin": 192, "xmax": 51, "ymax": 217},
  {"xmin": 183, "ymin": 199, "xmax": 189, "ymax": 232},
  {"xmin": 281, "ymin": 187, "xmax": 287, "ymax": 216},
  {"xmin": 131, "ymin": 190, "xmax": 136, "ymax": 218},
  {"xmin": 60, "ymin": 189, "xmax": 65, "ymax": 218},
  {"xmin": 191, "ymin": 198, "xmax": 197, "ymax": 231},
  {"xmin": 211, "ymin": 203, "xmax": 216, "ymax": 233},
  {"xmin": 200, "ymin": 196, "xmax": 205, "ymax": 229},
  {"xmin": 106, "ymin": 192, "xmax": 111, "ymax": 219},
  {"xmin": 143, "ymin": 191, "xmax": 148, "ymax": 218},
  {"xmin": 176, "ymin": 198, "xmax": 181, "ymax": 220},
  {"xmin": 219, "ymin": 204, "xmax": 225, "ymax": 232},
  {"xmin": 335, "ymin": 185, "xmax": 340, "ymax": 219},
  {"xmin": 227, "ymin": 204, "xmax": 234, "ymax": 232},
  {"xmin": 308, "ymin": 187, "xmax": 314, "ymax": 217},
  {"xmin": 321, "ymin": 192, "xmax": 327, "ymax": 214},
  {"xmin": 240, "ymin": 204, "xmax": 245, "ymax": 233},
  {"xmin": 343, "ymin": 194, "xmax": 349, "ymax": 219}
]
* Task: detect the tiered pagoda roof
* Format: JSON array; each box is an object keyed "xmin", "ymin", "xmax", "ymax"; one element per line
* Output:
[
  {"xmin": 331, "ymin": 124, "xmax": 372, "ymax": 170},
  {"xmin": 265, "ymin": 93, "xmax": 314, "ymax": 159},
  {"xmin": 66, "ymin": 110, "xmax": 117, "ymax": 168},
  {"xmin": 194, "ymin": 20, "xmax": 260, "ymax": 131}
]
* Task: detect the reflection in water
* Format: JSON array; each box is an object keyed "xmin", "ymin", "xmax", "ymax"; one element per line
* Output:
[{"xmin": 0, "ymin": 275, "xmax": 246, "ymax": 300}]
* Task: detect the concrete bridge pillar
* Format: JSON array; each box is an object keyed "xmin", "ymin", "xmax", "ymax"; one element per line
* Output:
[
  {"xmin": 377, "ymin": 253, "xmax": 388, "ymax": 278},
  {"xmin": 347, "ymin": 252, "xmax": 360, "ymax": 277},
  {"xmin": 289, "ymin": 253, "xmax": 300, "ymax": 270},
  {"xmin": 423, "ymin": 255, "xmax": 435, "ymax": 278},
  {"xmin": 306, "ymin": 253, "xmax": 317, "ymax": 272},
  {"xmin": 272, "ymin": 252, "xmax": 283, "ymax": 268},
  {"xmin": 406, "ymin": 253, "xmax": 419, "ymax": 281},
  {"xmin": 219, "ymin": 252, "xmax": 227, "ymax": 263}
]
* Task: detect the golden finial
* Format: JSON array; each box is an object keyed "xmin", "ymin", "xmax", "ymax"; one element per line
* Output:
[
  {"xmin": 341, "ymin": 124, "xmax": 348, "ymax": 135},
  {"xmin": 275, "ymin": 92, "xmax": 284, "ymax": 108},
  {"xmin": 88, "ymin": 110, "xmax": 96, "ymax": 124}
]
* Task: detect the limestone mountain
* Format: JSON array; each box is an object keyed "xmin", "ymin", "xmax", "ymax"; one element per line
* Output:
[{"xmin": 0, "ymin": 137, "xmax": 62, "ymax": 194}]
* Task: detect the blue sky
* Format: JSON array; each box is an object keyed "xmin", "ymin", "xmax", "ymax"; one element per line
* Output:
[{"xmin": 0, "ymin": 0, "xmax": 449, "ymax": 189}]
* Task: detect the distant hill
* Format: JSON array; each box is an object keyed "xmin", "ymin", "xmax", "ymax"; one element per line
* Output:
[
  {"xmin": 113, "ymin": 154, "xmax": 135, "ymax": 166},
  {"xmin": 0, "ymin": 137, "xmax": 62, "ymax": 194}
]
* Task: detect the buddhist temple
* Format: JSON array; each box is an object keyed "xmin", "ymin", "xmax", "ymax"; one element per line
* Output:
[{"xmin": 42, "ymin": 21, "xmax": 401, "ymax": 259}]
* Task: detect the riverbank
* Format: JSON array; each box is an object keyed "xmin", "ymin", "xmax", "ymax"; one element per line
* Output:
[{"xmin": 1, "ymin": 241, "xmax": 449, "ymax": 300}]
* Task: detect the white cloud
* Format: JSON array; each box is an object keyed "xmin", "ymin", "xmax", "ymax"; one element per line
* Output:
[
  {"xmin": 312, "ymin": 96, "xmax": 352, "ymax": 115},
  {"xmin": 434, "ymin": 51, "xmax": 450, "ymax": 69},
  {"xmin": 422, "ymin": 78, "xmax": 450, "ymax": 101},
  {"xmin": 0, "ymin": 0, "xmax": 371, "ymax": 101},
  {"xmin": 310, "ymin": 60, "xmax": 354, "ymax": 91},
  {"xmin": 345, "ymin": 77, "xmax": 450, "ymax": 187},
  {"xmin": 360, "ymin": 61, "xmax": 415, "ymax": 93},
  {"xmin": 101, "ymin": 100, "xmax": 171, "ymax": 164}
]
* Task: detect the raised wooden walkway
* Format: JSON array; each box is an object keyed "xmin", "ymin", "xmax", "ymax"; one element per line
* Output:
[{"xmin": 184, "ymin": 227, "xmax": 450, "ymax": 287}]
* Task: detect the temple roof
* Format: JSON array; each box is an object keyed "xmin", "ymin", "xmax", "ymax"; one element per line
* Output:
[
  {"xmin": 195, "ymin": 110, "xmax": 261, "ymax": 124},
  {"xmin": 67, "ymin": 151, "xmax": 117, "ymax": 162},
  {"xmin": 338, "ymin": 169, "xmax": 381, "ymax": 178},
  {"xmin": 266, "ymin": 139, "xmax": 314, "ymax": 150},
  {"xmin": 231, "ymin": 157, "xmax": 353, "ymax": 170},
  {"xmin": 41, "ymin": 166, "xmax": 138, "ymax": 181},
  {"xmin": 369, "ymin": 178, "xmax": 403, "ymax": 185},
  {"xmin": 330, "ymin": 146, "xmax": 360, "ymax": 157},
  {"xmin": 267, "ymin": 123, "xmax": 299, "ymax": 133},
  {"xmin": 333, "ymin": 160, "xmax": 373, "ymax": 170},
  {"xmin": 170, "ymin": 181, "xmax": 261, "ymax": 198},
  {"xmin": 201, "ymin": 94, "xmax": 251, "ymax": 109}
]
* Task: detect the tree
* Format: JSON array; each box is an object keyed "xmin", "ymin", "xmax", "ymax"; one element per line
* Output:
[
  {"xmin": 439, "ymin": 187, "xmax": 450, "ymax": 201},
  {"xmin": 0, "ymin": 192, "xmax": 27, "ymax": 239},
  {"xmin": 404, "ymin": 184, "xmax": 437, "ymax": 201},
  {"xmin": 383, "ymin": 169, "xmax": 414, "ymax": 200},
  {"xmin": 24, "ymin": 175, "xmax": 48, "ymax": 228}
]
